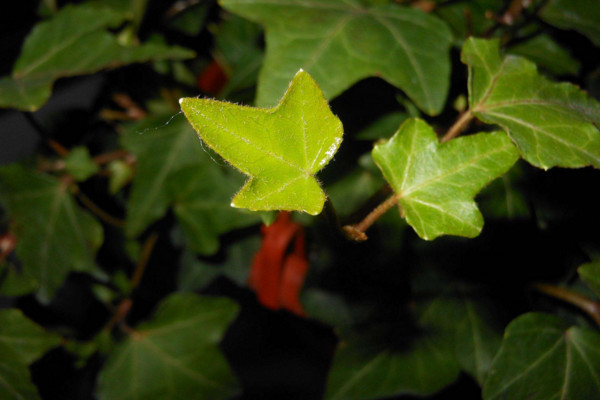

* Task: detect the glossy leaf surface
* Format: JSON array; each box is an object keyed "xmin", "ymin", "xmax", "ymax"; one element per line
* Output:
[
  {"xmin": 220, "ymin": 0, "xmax": 453, "ymax": 115},
  {"xmin": 0, "ymin": 4, "xmax": 194, "ymax": 111},
  {"xmin": 483, "ymin": 313, "xmax": 600, "ymax": 400},
  {"xmin": 463, "ymin": 38, "xmax": 600, "ymax": 169},
  {"xmin": 180, "ymin": 70, "xmax": 343, "ymax": 215},
  {"xmin": 96, "ymin": 293, "xmax": 240, "ymax": 400},
  {"xmin": 0, "ymin": 165, "xmax": 103, "ymax": 302},
  {"xmin": 372, "ymin": 118, "xmax": 518, "ymax": 240}
]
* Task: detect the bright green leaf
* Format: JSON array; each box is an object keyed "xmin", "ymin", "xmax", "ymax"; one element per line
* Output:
[
  {"xmin": 65, "ymin": 147, "xmax": 100, "ymax": 182},
  {"xmin": 372, "ymin": 118, "xmax": 519, "ymax": 240},
  {"xmin": 96, "ymin": 293, "xmax": 240, "ymax": 400},
  {"xmin": 325, "ymin": 296, "xmax": 461, "ymax": 399},
  {"xmin": 463, "ymin": 38, "xmax": 600, "ymax": 169},
  {"xmin": 168, "ymin": 165, "xmax": 261, "ymax": 255},
  {"xmin": 0, "ymin": 165, "xmax": 103, "ymax": 302},
  {"xmin": 579, "ymin": 262, "xmax": 600, "ymax": 298},
  {"xmin": 483, "ymin": 313, "xmax": 600, "ymax": 400},
  {"xmin": 508, "ymin": 34, "xmax": 580, "ymax": 76},
  {"xmin": 122, "ymin": 114, "xmax": 207, "ymax": 237},
  {"xmin": 180, "ymin": 69, "xmax": 343, "ymax": 215},
  {"xmin": 540, "ymin": 0, "xmax": 600, "ymax": 47},
  {"xmin": 0, "ymin": 4, "xmax": 194, "ymax": 111},
  {"xmin": 220, "ymin": 0, "xmax": 453, "ymax": 115}
]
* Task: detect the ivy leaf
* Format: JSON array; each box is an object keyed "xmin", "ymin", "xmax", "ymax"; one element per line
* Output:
[
  {"xmin": 180, "ymin": 69, "xmax": 343, "ymax": 215},
  {"xmin": 96, "ymin": 293, "xmax": 240, "ymax": 400},
  {"xmin": 508, "ymin": 34, "xmax": 580, "ymax": 76},
  {"xmin": 220, "ymin": 0, "xmax": 453, "ymax": 115},
  {"xmin": 578, "ymin": 262, "xmax": 600, "ymax": 298},
  {"xmin": 539, "ymin": 0, "xmax": 600, "ymax": 47},
  {"xmin": 0, "ymin": 165, "xmax": 103, "ymax": 302},
  {"xmin": 463, "ymin": 38, "xmax": 600, "ymax": 169},
  {"xmin": 0, "ymin": 309, "xmax": 61, "ymax": 400},
  {"xmin": 434, "ymin": 0, "xmax": 502, "ymax": 40},
  {"xmin": 372, "ymin": 118, "xmax": 518, "ymax": 240},
  {"xmin": 122, "ymin": 114, "xmax": 207, "ymax": 238},
  {"xmin": 483, "ymin": 313, "xmax": 600, "ymax": 400},
  {"xmin": 168, "ymin": 165, "xmax": 261, "ymax": 255},
  {"xmin": 325, "ymin": 296, "xmax": 461, "ymax": 399},
  {"xmin": 0, "ymin": 3, "xmax": 194, "ymax": 111}
]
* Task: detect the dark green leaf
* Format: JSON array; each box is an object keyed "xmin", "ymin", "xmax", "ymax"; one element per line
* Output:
[
  {"xmin": 325, "ymin": 297, "xmax": 461, "ymax": 399},
  {"xmin": 0, "ymin": 4, "xmax": 194, "ymax": 111},
  {"xmin": 122, "ymin": 114, "xmax": 207, "ymax": 237},
  {"xmin": 220, "ymin": 0, "xmax": 453, "ymax": 115},
  {"xmin": 177, "ymin": 235, "xmax": 260, "ymax": 291},
  {"xmin": 463, "ymin": 38, "xmax": 600, "ymax": 169},
  {"xmin": 540, "ymin": 0, "xmax": 600, "ymax": 47},
  {"xmin": 180, "ymin": 70, "xmax": 343, "ymax": 215},
  {"xmin": 96, "ymin": 293, "xmax": 240, "ymax": 400},
  {"xmin": 0, "ymin": 359, "xmax": 41, "ymax": 400},
  {"xmin": 168, "ymin": 164, "xmax": 261, "ymax": 255},
  {"xmin": 0, "ymin": 165, "xmax": 103, "ymax": 302},
  {"xmin": 372, "ymin": 118, "xmax": 519, "ymax": 240},
  {"xmin": 355, "ymin": 112, "xmax": 408, "ymax": 141},
  {"xmin": 434, "ymin": 0, "xmax": 503, "ymax": 40},
  {"xmin": 578, "ymin": 262, "xmax": 600, "ymax": 298},
  {"xmin": 483, "ymin": 313, "xmax": 600, "ymax": 400},
  {"xmin": 508, "ymin": 34, "xmax": 580, "ymax": 76}
]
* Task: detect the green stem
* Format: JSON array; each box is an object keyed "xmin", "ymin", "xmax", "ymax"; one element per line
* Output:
[{"xmin": 534, "ymin": 283, "xmax": 600, "ymax": 328}]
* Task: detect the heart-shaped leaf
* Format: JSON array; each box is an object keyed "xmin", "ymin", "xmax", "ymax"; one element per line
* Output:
[{"xmin": 180, "ymin": 69, "xmax": 343, "ymax": 215}]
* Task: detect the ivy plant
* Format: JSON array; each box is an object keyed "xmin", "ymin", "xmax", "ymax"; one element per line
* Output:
[{"xmin": 1, "ymin": 1, "xmax": 600, "ymax": 399}]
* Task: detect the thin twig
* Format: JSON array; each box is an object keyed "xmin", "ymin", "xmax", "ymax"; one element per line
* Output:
[
  {"xmin": 130, "ymin": 232, "xmax": 159, "ymax": 290},
  {"xmin": 441, "ymin": 109, "xmax": 474, "ymax": 142},
  {"xmin": 342, "ymin": 194, "xmax": 399, "ymax": 241},
  {"xmin": 76, "ymin": 191, "xmax": 125, "ymax": 228},
  {"xmin": 92, "ymin": 149, "xmax": 130, "ymax": 166},
  {"xmin": 534, "ymin": 283, "xmax": 600, "ymax": 328}
]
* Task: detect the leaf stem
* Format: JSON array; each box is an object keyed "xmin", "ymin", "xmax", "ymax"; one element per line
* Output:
[
  {"xmin": 342, "ymin": 194, "xmax": 399, "ymax": 241},
  {"xmin": 534, "ymin": 283, "xmax": 600, "ymax": 328},
  {"xmin": 130, "ymin": 232, "xmax": 159, "ymax": 290},
  {"xmin": 76, "ymin": 191, "xmax": 125, "ymax": 228},
  {"xmin": 441, "ymin": 109, "xmax": 473, "ymax": 142}
]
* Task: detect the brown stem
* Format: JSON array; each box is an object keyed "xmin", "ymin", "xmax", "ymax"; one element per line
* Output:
[
  {"xmin": 76, "ymin": 191, "xmax": 125, "ymax": 228},
  {"xmin": 534, "ymin": 283, "xmax": 600, "ymax": 328},
  {"xmin": 342, "ymin": 194, "xmax": 399, "ymax": 241},
  {"xmin": 130, "ymin": 233, "xmax": 159, "ymax": 290},
  {"xmin": 441, "ymin": 109, "xmax": 474, "ymax": 143},
  {"xmin": 92, "ymin": 149, "xmax": 130, "ymax": 166}
]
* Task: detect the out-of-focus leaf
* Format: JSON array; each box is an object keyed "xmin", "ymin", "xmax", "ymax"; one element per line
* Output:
[
  {"xmin": 178, "ymin": 235, "xmax": 260, "ymax": 291},
  {"xmin": 0, "ymin": 4, "xmax": 194, "ymax": 111},
  {"xmin": 483, "ymin": 313, "xmax": 600, "ymax": 400},
  {"xmin": 213, "ymin": 13, "xmax": 263, "ymax": 97},
  {"xmin": 478, "ymin": 161, "xmax": 529, "ymax": 219},
  {"xmin": 463, "ymin": 38, "xmax": 600, "ymax": 169},
  {"xmin": 355, "ymin": 112, "xmax": 408, "ymax": 141},
  {"xmin": 0, "ymin": 165, "xmax": 103, "ymax": 302},
  {"xmin": 96, "ymin": 293, "xmax": 240, "ymax": 400},
  {"xmin": 180, "ymin": 70, "xmax": 343, "ymax": 215},
  {"xmin": 220, "ymin": 0, "xmax": 453, "ymax": 115},
  {"xmin": 578, "ymin": 262, "xmax": 600, "ymax": 298},
  {"xmin": 327, "ymin": 165, "xmax": 385, "ymax": 217},
  {"xmin": 540, "ymin": 0, "xmax": 600, "ymax": 47},
  {"xmin": 0, "ymin": 309, "xmax": 61, "ymax": 400},
  {"xmin": 325, "ymin": 296, "xmax": 461, "ymax": 399},
  {"xmin": 0, "ymin": 260, "xmax": 38, "ymax": 297},
  {"xmin": 65, "ymin": 147, "xmax": 100, "ymax": 182},
  {"xmin": 0, "ymin": 309, "xmax": 61, "ymax": 364},
  {"xmin": 372, "ymin": 118, "xmax": 518, "ymax": 240},
  {"xmin": 107, "ymin": 159, "xmax": 134, "ymax": 194},
  {"xmin": 434, "ymin": 0, "xmax": 503, "ymax": 40},
  {"xmin": 122, "ymin": 114, "xmax": 206, "ymax": 237},
  {"xmin": 508, "ymin": 34, "xmax": 580, "ymax": 76},
  {"xmin": 168, "ymin": 3, "xmax": 210, "ymax": 36},
  {"xmin": 168, "ymin": 165, "xmax": 261, "ymax": 255}
]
